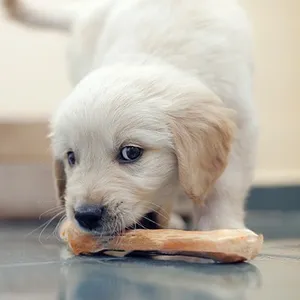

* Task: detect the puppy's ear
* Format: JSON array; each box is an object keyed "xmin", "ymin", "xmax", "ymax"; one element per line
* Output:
[
  {"xmin": 167, "ymin": 89, "xmax": 235, "ymax": 205},
  {"xmin": 53, "ymin": 159, "xmax": 66, "ymax": 206}
]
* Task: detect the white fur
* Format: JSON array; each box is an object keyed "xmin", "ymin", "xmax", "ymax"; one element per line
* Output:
[{"xmin": 5, "ymin": 0, "xmax": 258, "ymax": 232}]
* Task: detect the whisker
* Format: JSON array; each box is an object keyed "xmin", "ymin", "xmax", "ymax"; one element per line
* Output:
[
  {"xmin": 136, "ymin": 200, "xmax": 169, "ymax": 220},
  {"xmin": 38, "ymin": 211, "xmax": 65, "ymax": 245},
  {"xmin": 136, "ymin": 221, "xmax": 147, "ymax": 230},
  {"xmin": 141, "ymin": 215, "xmax": 162, "ymax": 228},
  {"xmin": 24, "ymin": 217, "xmax": 57, "ymax": 239},
  {"xmin": 142, "ymin": 205, "xmax": 169, "ymax": 220},
  {"xmin": 114, "ymin": 219, "xmax": 122, "ymax": 248},
  {"xmin": 127, "ymin": 213, "xmax": 147, "ymax": 230},
  {"xmin": 112, "ymin": 220, "xmax": 117, "ymax": 236},
  {"xmin": 52, "ymin": 214, "xmax": 67, "ymax": 241},
  {"xmin": 120, "ymin": 214, "xmax": 126, "ymax": 235},
  {"xmin": 39, "ymin": 206, "xmax": 64, "ymax": 219}
]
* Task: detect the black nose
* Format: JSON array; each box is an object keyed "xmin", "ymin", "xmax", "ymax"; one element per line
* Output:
[{"xmin": 74, "ymin": 205, "xmax": 104, "ymax": 231}]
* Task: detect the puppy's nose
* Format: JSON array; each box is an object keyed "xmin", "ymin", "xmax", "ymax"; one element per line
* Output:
[{"xmin": 74, "ymin": 205, "xmax": 104, "ymax": 231}]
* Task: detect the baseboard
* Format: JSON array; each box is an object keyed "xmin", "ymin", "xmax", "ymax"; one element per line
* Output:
[
  {"xmin": 0, "ymin": 164, "xmax": 55, "ymax": 219},
  {"xmin": 247, "ymin": 185, "xmax": 300, "ymax": 211}
]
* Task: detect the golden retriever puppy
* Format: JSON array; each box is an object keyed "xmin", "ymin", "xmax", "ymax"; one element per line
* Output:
[{"xmin": 4, "ymin": 0, "xmax": 258, "ymax": 234}]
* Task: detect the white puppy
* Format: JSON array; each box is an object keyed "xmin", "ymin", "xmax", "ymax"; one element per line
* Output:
[{"xmin": 5, "ymin": 0, "xmax": 258, "ymax": 234}]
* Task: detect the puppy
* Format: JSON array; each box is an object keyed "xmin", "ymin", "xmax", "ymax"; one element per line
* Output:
[{"xmin": 4, "ymin": 0, "xmax": 258, "ymax": 234}]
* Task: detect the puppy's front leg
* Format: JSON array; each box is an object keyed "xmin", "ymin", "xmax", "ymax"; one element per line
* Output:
[
  {"xmin": 194, "ymin": 193, "xmax": 246, "ymax": 231},
  {"xmin": 168, "ymin": 213, "xmax": 186, "ymax": 230},
  {"xmin": 155, "ymin": 199, "xmax": 186, "ymax": 230},
  {"xmin": 194, "ymin": 157, "xmax": 254, "ymax": 231},
  {"xmin": 194, "ymin": 116, "xmax": 258, "ymax": 231}
]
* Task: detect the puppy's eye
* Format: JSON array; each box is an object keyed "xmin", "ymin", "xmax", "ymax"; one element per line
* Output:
[
  {"xmin": 67, "ymin": 151, "xmax": 76, "ymax": 166},
  {"xmin": 118, "ymin": 146, "xmax": 143, "ymax": 163}
]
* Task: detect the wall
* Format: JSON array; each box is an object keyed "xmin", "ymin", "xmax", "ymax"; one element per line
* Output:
[{"xmin": 242, "ymin": 0, "xmax": 300, "ymax": 185}]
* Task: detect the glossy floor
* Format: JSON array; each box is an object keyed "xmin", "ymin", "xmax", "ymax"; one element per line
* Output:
[{"xmin": 0, "ymin": 211, "xmax": 299, "ymax": 300}]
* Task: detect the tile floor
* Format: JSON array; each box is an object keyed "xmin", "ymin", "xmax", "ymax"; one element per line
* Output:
[{"xmin": 0, "ymin": 211, "xmax": 299, "ymax": 300}]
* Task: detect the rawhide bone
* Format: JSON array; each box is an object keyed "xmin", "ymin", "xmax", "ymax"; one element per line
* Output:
[{"xmin": 60, "ymin": 220, "xmax": 263, "ymax": 263}]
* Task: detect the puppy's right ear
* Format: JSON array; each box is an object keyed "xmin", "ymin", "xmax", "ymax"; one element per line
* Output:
[
  {"xmin": 54, "ymin": 159, "xmax": 66, "ymax": 206},
  {"xmin": 166, "ymin": 85, "xmax": 235, "ymax": 205}
]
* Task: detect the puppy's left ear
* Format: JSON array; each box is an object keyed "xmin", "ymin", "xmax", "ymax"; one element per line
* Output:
[
  {"xmin": 167, "ymin": 87, "xmax": 235, "ymax": 205},
  {"xmin": 53, "ymin": 159, "xmax": 67, "ymax": 206}
]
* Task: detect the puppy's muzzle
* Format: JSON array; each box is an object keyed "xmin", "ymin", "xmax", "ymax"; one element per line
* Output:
[{"xmin": 74, "ymin": 205, "xmax": 160, "ymax": 234}]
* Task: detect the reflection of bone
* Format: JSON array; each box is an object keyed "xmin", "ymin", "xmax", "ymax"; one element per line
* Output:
[
  {"xmin": 60, "ymin": 220, "xmax": 263, "ymax": 263},
  {"xmin": 59, "ymin": 257, "xmax": 262, "ymax": 300}
]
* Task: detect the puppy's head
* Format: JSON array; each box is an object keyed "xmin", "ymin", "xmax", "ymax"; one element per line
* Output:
[{"xmin": 51, "ymin": 65, "xmax": 235, "ymax": 235}]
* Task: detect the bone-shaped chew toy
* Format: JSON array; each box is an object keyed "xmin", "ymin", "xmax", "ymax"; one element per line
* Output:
[{"xmin": 60, "ymin": 220, "xmax": 263, "ymax": 263}]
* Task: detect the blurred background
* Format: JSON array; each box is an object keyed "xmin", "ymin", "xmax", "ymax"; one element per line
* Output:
[{"xmin": 0, "ymin": 0, "xmax": 299, "ymax": 219}]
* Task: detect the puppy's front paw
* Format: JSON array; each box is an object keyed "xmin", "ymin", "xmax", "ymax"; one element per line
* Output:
[
  {"xmin": 168, "ymin": 213, "xmax": 186, "ymax": 230},
  {"xmin": 197, "ymin": 215, "xmax": 245, "ymax": 231}
]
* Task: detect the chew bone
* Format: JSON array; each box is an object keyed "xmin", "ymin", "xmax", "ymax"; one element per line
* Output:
[{"xmin": 60, "ymin": 220, "xmax": 263, "ymax": 263}]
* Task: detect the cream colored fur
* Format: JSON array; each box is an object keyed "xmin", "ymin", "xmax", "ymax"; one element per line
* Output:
[{"xmin": 4, "ymin": 0, "xmax": 258, "ymax": 232}]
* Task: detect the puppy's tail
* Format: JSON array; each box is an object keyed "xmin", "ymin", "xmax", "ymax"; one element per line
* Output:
[{"xmin": 3, "ymin": 0, "xmax": 77, "ymax": 31}]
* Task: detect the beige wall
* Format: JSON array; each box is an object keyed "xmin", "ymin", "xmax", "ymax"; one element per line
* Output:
[
  {"xmin": 242, "ymin": 0, "xmax": 300, "ymax": 184},
  {"xmin": 0, "ymin": 1, "xmax": 299, "ymax": 185},
  {"xmin": 0, "ymin": 2, "xmax": 70, "ymax": 120}
]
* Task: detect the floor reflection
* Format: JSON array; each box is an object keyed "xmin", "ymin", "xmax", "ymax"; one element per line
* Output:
[{"xmin": 59, "ymin": 256, "xmax": 262, "ymax": 300}]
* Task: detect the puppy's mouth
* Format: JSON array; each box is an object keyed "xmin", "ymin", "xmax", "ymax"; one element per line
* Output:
[{"xmin": 125, "ymin": 211, "xmax": 161, "ymax": 231}]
